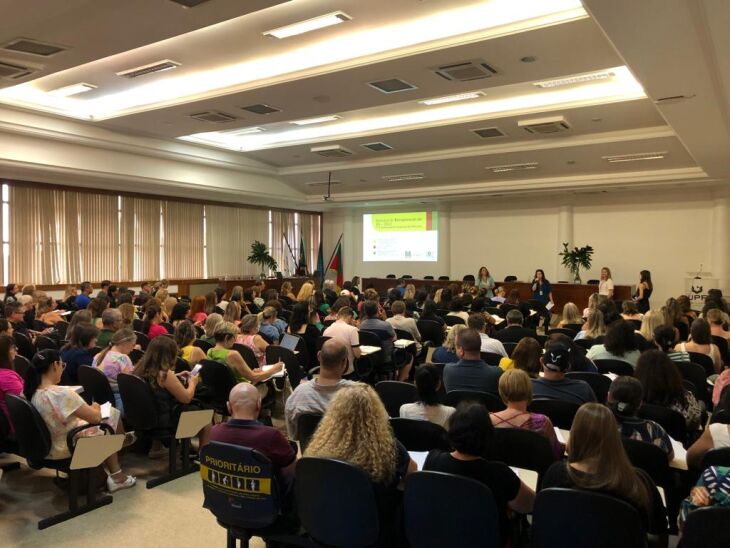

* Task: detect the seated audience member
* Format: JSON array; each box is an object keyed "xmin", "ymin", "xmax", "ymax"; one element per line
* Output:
[
  {"xmin": 491, "ymin": 286, "xmax": 506, "ymax": 304},
  {"xmin": 141, "ymin": 306, "xmax": 167, "ymax": 340},
  {"xmin": 210, "ymin": 383, "xmax": 296, "ymax": 494},
  {"xmin": 360, "ymin": 300, "xmax": 396, "ymax": 357},
  {"xmin": 674, "ymin": 318, "xmax": 722, "ymax": 373},
  {"xmin": 27, "ymin": 349, "xmax": 136, "ymax": 491},
  {"xmin": 635, "ymin": 349, "xmax": 702, "ymax": 430},
  {"xmin": 586, "ymin": 319, "xmax": 641, "ymax": 367},
  {"xmin": 443, "ymin": 328, "xmax": 502, "ymax": 394},
  {"xmin": 532, "ymin": 341, "xmax": 596, "ymax": 404},
  {"xmin": 387, "ymin": 300, "xmax": 422, "ymax": 353},
  {"xmin": 542, "ymin": 403, "xmax": 666, "ymax": 533},
  {"xmin": 162, "ymin": 296, "xmax": 177, "ymax": 323},
  {"xmin": 493, "ymin": 310, "xmax": 538, "ymax": 344},
  {"xmin": 0, "ymin": 335, "xmax": 22, "ymax": 433},
  {"xmin": 678, "ymin": 465, "xmax": 730, "ymax": 536},
  {"xmin": 322, "ymin": 279, "xmax": 338, "ymax": 306},
  {"xmin": 265, "ymin": 300, "xmax": 288, "ymax": 334},
  {"xmin": 209, "ymin": 322, "xmax": 282, "ymax": 385},
  {"xmin": 222, "ymin": 301, "xmax": 241, "ymax": 326},
  {"xmin": 259, "ymin": 306, "xmax": 284, "ymax": 343},
  {"xmin": 66, "ymin": 309, "xmax": 92, "ymax": 339},
  {"xmin": 287, "ymin": 302, "xmax": 320, "ymax": 370},
  {"xmin": 96, "ymin": 308, "xmax": 123, "ymax": 348},
  {"xmin": 36, "ymin": 296, "xmax": 65, "ymax": 326},
  {"xmin": 322, "ymin": 306, "xmax": 360, "ymax": 375},
  {"xmin": 687, "ymin": 390, "xmax": 730, "ymax": 469},
  {"xmin": 60, "ymin": 324, "xmax": 99, "ymax": 385},
  {"xmin": 420, "ymin": 300, "xmax": 446, "ymax": 327},
  {"xmin": 169, "ymin": 302, "xmax": 191, "ymax": 327},
  {"xmin": 432, "ymin": 324, "xmax": 465, "ymax": 364},
  {"xmin": 296, "ymin": 281, "xmax": 314, "ymax": 303},
  {"xmin": 498, "ymin": 337, "xmax": 542, "ymax": 377},
  {"xmin": 608, "ymin": 376, "xmax": 674, "ymax": 460},
  {"xmin": 88, "ymin": 295, "xmax": 110, "ymax": 329},
  {"xmin": 574, "ymin": 309, "xmax": 606, "ymax": 341},
  {"xmin": 598, "ymin": 299, "xmax": 621, "ymax": 326},
  {"xmin": 446, "ymin": 299, "xmax": 470, "ymax": 323},
  {"xmin": 189, "ymin": 295, "xmax": 208, "ymax": 324},
  {"xmin": 621, "ymin": 300, "xmax": 644, "ymax": 322},
  {"xmin": 676, "ymin": 294, "xmax": 698, "ymax": 323},
  {"xmin": 501, "ymin": 289, "xmax": 532, "ymax": 321},
  {"xmin": 399, "ymin": 364, "xmax": 455, "ymax": 428},
  {"xmin": 654, "ymin": 325, "xmax": 690, "ymax": 363},
  {"xmin": 356, "ymin": 288, "xmax": 385, "ymax": 319},
  {"xmin": 5, "ymin": 302, "xmax": 28, "ymax": 336},
  {"xmin": 201, "ymin": 313, "xmax": 223, "ymax": 345},
  {"xmin": 133, "ymin": 337, "xmax": 210, "ymax": 451},
  {"xmin": 706, "ymin": 308, "xmax": 730, "ymax": 341},
  {"xmin": 491, "ymin": 369, "xmax": 563, "ymax": 459},
  {"xmin": 665, "ymin": 297, "xmax": 689, "ymax": 340},
  {"xmin": 557, "ymin": 302, "xmax": 583, "ymax": 331},
  {"xmin": 174, "ymin": 320, "xmax": 207, "ymax": 368},
  {"xmin": 93, "ymin": 329, "xmax": 136, "ymax": 411},
  {"xmin": 467, "ymin": 314, "xmax": 506, "ymax": 356},
  {"xmin": 582, "ymin": 293, "xmax": 605, "ymax": 319},
  {"xmin": 284, "ymin": 339, "xmax": 354, "ymax": 439},
  {"xmin": 547, "ymin": 333, "xmax": 597, "ymax": 373},
  {"xmin": 75, "ymin": 281, "xmax": 93, "ymax": 309},
  {"xmin": 117, "ymin": 303, "xmax": 136, "ymax": 330},
  {"xmin": 0, "ymin": 318, "xmax": 13, "ymax": 337},
  {"xmin": 3, "ymin": 283, "xmax": 18, "ymax": 305},
  {"xmin": 236, "ymin": 314, "xmax": 269, "ymax": 368},
  {"xmin": 204, "ymin": 291, "xmax": 218, "ymax": 315},
  {"xmin": 424, "ymin": 402, "xmax": 535, "ymax": 545}
]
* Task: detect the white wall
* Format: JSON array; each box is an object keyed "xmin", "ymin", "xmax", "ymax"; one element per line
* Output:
[{"xmin": 322, "ymin": 188, "xmax": 730, "ymax": 308}]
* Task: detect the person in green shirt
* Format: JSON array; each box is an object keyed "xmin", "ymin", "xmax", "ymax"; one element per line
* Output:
[{"xmin": 96, "ymin": 308, "xmax": 122, "ymax": 348}]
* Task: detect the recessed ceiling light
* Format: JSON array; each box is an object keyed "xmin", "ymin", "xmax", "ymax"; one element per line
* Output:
[
  {"xmin": 48, "ymin": 83, "xmax": 97, "ymax": 97},
  {"xmin": 227, "ymin": 126, "xmax": 265, "ymax": 135},
  {"xmin": 534, "ymin": 71, "xmax": 614, "ymax": 88},
  {"xmin": 419, "ymin": 91, "xmax": 485, "ymax": 106},
  {"xmin": 382, "ymin": 173, "xmax": 425, "ymax": 182},
  {"xmin": 485, "ymin": 162, "xmax": 538, "ymax": 173},
  {"xmin": 290, "ymin": 115, "xmax": 341, "ymax": 126},
  {"xmin": 602, "ymin": 152, "xmax": 667, "ymax": 163},
  {"xmin": 263, "ymin": 11, "xmax": 351, "ymax": 39}
]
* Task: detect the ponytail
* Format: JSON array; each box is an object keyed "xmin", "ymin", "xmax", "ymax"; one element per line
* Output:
[
  {"xmin": 142, "ymin": 307, "xmax": 160, "ymax": 335},
  {"xmin": 24, "ymin": 349, "xmax": 60, "ymax": 400},
  {"xmin": 96, "ymin": 328, "xmax": 136, "ymax": 364}
]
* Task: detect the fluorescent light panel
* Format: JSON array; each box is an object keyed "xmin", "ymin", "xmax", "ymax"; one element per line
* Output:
[
  {"xmin": 603, "ymin": 152, "xmax": 667, "ymax": 163},
  {"xmin": 534, "ymin": 71, "xmax": 614, "ymax": 89},
  {"xmin": 263, "ymin": 11, "xmax": 351, "ymax": 39},
  {"xmin": 48, "ymin": 83, "xmax": 97, "ymax": 97},
  {"xmin": 486, "ymin": 162, "xmax": 538, "ymax": 172},
  {"xmin": 382, "ymin": 173, "xmax": 424, "ymax": 182},
  {"xmin": 290, "ymin": 115, "xmax": 341, "ymax": 126},
  {"xmin": 228, "ymin": 126, "xmax": 265, "ymax": 135},
  {"xmin": 419, "ymin": 91, "xmax": 485, "ymax": 105}
]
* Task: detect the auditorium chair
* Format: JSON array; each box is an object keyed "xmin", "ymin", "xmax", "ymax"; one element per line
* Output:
[
  {"xmin": 128, "ymin": 347, "xmax": 145, "ymax": 364},
  {"xmin": 424, "ymin": 275, "xmax": 434, "ymax": 280},
  {"xmin": 674, "ymin": 361, "xmax": 709, "ymax": 407},
  {"xmin": 266, "ymin": 345, "xmax": 309, "ymax": 387},
  {"xmin": 712, "ymin": 336, "xmax": 728, "ymax": 365},
  {"xmin": 565, "ymin": 372, "xmax": 611, "ymax": 404},
  {"xmin": 13, "ymin": 331, "xmax": 35, "ymax": 360},
  {"xmin": 296, "ymin": 413, "xmax": 323, "ymax": 453},
  {"xmin": 193, "ymin": 338, "xmax": 213, "ymax": 353},
  {"xmin": 637, "ymin": 403, "xmax": 687, "ymax": 446},
  {"xmin": 586, "ymin": 279, "xmax": 600, "ymax": 285},
  {"xmin": 504, "ymin": 276, "xmax": 517, "ymax": 282},
  {"xmin": 679, "ymin": 507, "xmax": 730, "ymax": 548},
  {"xmin": 77, "ymin": 365, "xmax": 116, "ymax": 407},
  {"xmin": 502, "ymin": 342, "xmax": 518, "ymax": 357},
  {"xmin": 375, "ymin": 381, "xmax": 417, "ymax": 417},
  {"xmin": 443, "ymin": 390, "xmax": 505, "ymax": 412},
  {"xmin": 480, "ymin": 352, "xmax": 503, "ymax": 366},
  {"xmin": 444, "ymin": 316, "xmax": 465, "ymax": 327},
  {"xmin": 528, "ymin": 400, "xmax": 580, "ymax": 430},
  {"xmin": 386, "ymin": 274, "xmax": 396, "ymax": 278},
  {"xmin": 462, "ymin": 274, "xmax": 475, "ymax": 283},
  {"xmin": 492, "ymin": 428, "xmax": 556, "ymax": 489},
  {"xmin": 198, "ymin": 359, "xmax": 237, "ymax": 418},
  {"xmin": 417, "ymin": 320, "xmax": 445, "ymax": 347},
  {"xmin": 390, "ymin": 418, "xmax": 449, "ymax": 452},
  {"xmin": 133, "ymin": 331, "xmax": 150, "ymax": 350},
  {"xmin": 404, "ymin": 472, "xmax": 500, "ymax": 548},
  {"xmin": 13, "ymin": 354, "xmax": 30, "ymax": 380},
  {"xmin": 402, "ymin": 274, "xmax": 413, "ymax": 279},
  {"xmin": 437, "ymin": 276, "xmax": 449, "ymax": 280},
  {"xmin": 34, "ymin": 335, "xmax": 58, "ymax": 351},
  {"xmin": 593, "ymin": 358, "xmax": 634, "ymax": 376},
  {"xmin": 699, "ymin": 447, "xmax": 730, "ymax": 470},
  {"xmin": 160, "ymin": 322, "xmax": 174, "ymax": 334},
  {"xmin": 688, "ymin": 352, "xmax": 716, "ymax": 377},
  {"xmin": 574, "ymin": 338, "xmax": 597, "ymax": 351}
]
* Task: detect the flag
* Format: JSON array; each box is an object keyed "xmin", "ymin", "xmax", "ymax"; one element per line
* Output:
[
  {"xmin": 316, "ymin": 239, "xmax": 324, "ymax": 282},
  {"xmin": 325, "ymin": 237, "xmax": 343, "ymax": 288},
  {"xmin": 298, "ymin": 234, "xmax": 307, "ymax": 273}
]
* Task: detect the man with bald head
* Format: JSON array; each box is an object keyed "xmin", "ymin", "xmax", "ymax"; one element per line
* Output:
[
  {"xmin": 209, "ymin": 383, "xmax": 296, "ymax": 487},
  {"xmin": 284, "ymin": 338, "xmax": 355, "ymax": 439}
]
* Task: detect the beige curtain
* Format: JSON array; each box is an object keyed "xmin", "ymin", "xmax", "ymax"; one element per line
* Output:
[
  {"xmin": 271, "ymin": 210, "xmax": 296, "ymax": 275},
  {"xmin": 206, "ymin": 205, "xmax": 268, "ymax": 277},
  {"xmin": 162, "ymin": 201, "xmax": 204, "ymax": 279},
  {"xmin": 76, "ymin": 192, "xmax": 119, "ymax": 281},
  {"xmin": 121, "ymin": 196, "xmax": 160, "ymax": 282},
  {"xmin": 299, "ymin": 212, "xmax": 321, "ymax": 273}
]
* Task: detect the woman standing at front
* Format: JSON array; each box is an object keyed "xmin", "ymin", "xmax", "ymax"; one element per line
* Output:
[
  {"xmin": 634, "ymin": 270, "xmax": 653, "ymax": 314},
  {"xmin": 476, "ymin": 266, "xmax": 495, "ymax": 298},
  {"xmin": 531, "ymin": 269, "xmax": 554, "ymax": 330},
  {"xmin": 599, "ymin": 267, "xmax": 614, "ymax": 299}
]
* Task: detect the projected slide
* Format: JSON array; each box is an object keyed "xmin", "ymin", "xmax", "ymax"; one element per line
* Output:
[{"xmin": 363, "ymin": 211, "xmax": 438, "ymax": 262}]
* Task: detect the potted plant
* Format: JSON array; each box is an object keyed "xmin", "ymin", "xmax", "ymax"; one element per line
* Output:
[
  {"xmin": 559, "ymin": 242, "xmax": 594, "ymax": 284},
  {"xmin": 247, "ymin": 240, "xmax": 278, "ymax": 278}
]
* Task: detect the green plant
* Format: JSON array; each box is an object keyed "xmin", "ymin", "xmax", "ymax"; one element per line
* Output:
[
  {"xmin": 247, "ymin": 240, "xmax": 278, "ymax": 276},
  {"xmin": 559, "ymin": 242, "xmax": 594, "ymax": 283}
]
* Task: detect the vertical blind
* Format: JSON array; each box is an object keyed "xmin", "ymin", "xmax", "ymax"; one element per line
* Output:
[{"xmin": 4, "ymin": 182, "xmax": 319, "ymax": 284}]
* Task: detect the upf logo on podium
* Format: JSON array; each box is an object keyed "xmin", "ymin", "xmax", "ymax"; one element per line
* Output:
[{"xmin": 684, "ymin": 266, "xmax": 718, "ymax": 311}]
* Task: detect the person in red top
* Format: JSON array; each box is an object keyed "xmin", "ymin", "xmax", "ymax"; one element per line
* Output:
[
  {"xmin": 209, "ymin": 383, "xmax": 296, "ymax": 495},
  {"xmin": 0, "ymin": 335, "xmax": 22, "ymax": 433},
  {"xmin": 142, "ymin": 306, "xmax": 168, "ymax": 340}
]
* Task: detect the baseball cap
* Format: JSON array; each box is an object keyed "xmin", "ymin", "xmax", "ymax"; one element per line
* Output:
[{"xmin": 543, "ymin": 341, "xmax": 571, "ymax": 372}]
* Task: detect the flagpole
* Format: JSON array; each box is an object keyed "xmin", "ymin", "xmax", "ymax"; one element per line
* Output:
[
  {"xmin": 324, "ymin": 232, "xmax": 343, "ymax": 282},
  {"xmin": 282, "ymin": 231, "xmax": 298, "ymax": 274},
  {"xmin": 300, "ymin": 230, "xmax": 309, "ymax": 277}
]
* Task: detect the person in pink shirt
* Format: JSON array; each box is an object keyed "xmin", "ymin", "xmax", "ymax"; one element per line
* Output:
[
  {"xmin": 142, "ymin": 307, "xmax": 168, "ymax": 340},
  {"xmin": 0, "ymin": 335, "xmax": 22, "ymax": 434}
]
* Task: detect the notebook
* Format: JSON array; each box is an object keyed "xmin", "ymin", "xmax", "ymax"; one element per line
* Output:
[{"xmin": 279, "ymin": 333, "xmax": 299, "ymax": 352}]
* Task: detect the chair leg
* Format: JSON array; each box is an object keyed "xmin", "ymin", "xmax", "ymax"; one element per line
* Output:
[
  {"xmin": 38, "ymin": 469, "xmax": 113, "ymax": 530},
  {"xmin": 146, "ymin": 437, "xmax": 199, "ymax": 489}
]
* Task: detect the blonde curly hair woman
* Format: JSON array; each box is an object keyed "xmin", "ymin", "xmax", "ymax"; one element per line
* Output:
[{"xmin": 305, "ymin": 383, "xmax": 415, "ymax": 485}]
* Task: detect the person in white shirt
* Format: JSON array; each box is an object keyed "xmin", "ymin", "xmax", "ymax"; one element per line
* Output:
[
  {"xmin": 598, "ymin": 267, "xmax": 614, "ymax": 299},
  {"xmin": 467, "ymin": 313, "xmax": 507, "ymax": 357},
  {"xmin": 322, "ymin": 307, "xmax": 361, "ymax": 375},
  {"xmin": 386, "ymin": 300, "xmax": 422, "ymax": 353},
  {"xmin": 491, "ymin": 286, "xmax": 507, "ymax": 304},
  {"xmin": 400, "ymin": 364, "xmax": 454, "ymax": 428}
]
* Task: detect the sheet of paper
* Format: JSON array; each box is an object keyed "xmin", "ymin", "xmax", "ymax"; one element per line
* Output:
[
  {"xmin": 409, "ymin": 451, "xmax": 428, "ymax": 470},
  {"xmin": 360, "ymin": 345, "xmax": 381, "ymax": 355},
  {"xmin": 261, "ymin": 364, "xmax": 286, "ymax": 378},
  {"xmin": 394, "ymin": 339, "xmax": 415, "ymax": 348},
  {"xmin": 71, "ymin": 385, "xmax": 84, "ymax": 394},
  {"xmin": 603, "ymin": 372, "xmax": 618, "ymax": 381},
  {"xmin": 529, "ymin": 310, "xmax": 537, "ymax": 316},
  {"xmin": 554, "ymin": 426, "xmax": 566, "ymax": 445},
  {"xmin": 669, "ymin": 437, "xmax": 688, "ymax": 471},
  {"xmin": 100, "ymin": 401, "xmax": 112, "ymax": 420},
  {"xmin": 545, "ymin": 302, "xmax": 555, "ymax": 311}
]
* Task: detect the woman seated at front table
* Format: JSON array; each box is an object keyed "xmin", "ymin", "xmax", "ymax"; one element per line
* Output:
[
  {"xmin": 541, "ymin": 403, "xmax": 667, "ymax": 534},
  {"xmin": 27, "ymin": 349, "xmax": 136, "ymax": 491},
  {"xmin": 498, "ymin": 337, "xmax": 542, "ymax": 377},
  {"xmin": 208, "ymin": 321, "xmax": 283, "ymax": 385},
  {"xmin": 92, "ymin": 328, "xmax": 137, "ymax": 411},
  {"xmin": 674, "ymin": 318, "xmax": 722, "ymax": 373},
  {"xmin": 586, "ymin": 320, "xmax": 641, "ymax": 368},
  {"xmin": 399, "ymin": 364, "xmax": 454, "ymax": 428},
  {"xmin": 431, "ymin": 324, "xmax": 465, "ymax": 364},
  {"xmin": 574, "ymin": 309, "xmax": 606, "ymax": 341},
  {"xmin": 173, "ymin": 320, "xmax": 207, "ymax": 368},
  {"xmin": 424, "ymin": 402, "xmax": 535, "ymax": 546},
  {"xmin": 490, "ymin": 369, "xmax": 564, "ymax": 459},
  {"xmin": 557, "ymin": 302, "xmax": 583, "ymax": 332}
]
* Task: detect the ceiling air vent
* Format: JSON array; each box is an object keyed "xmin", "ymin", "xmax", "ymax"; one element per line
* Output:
[
  {"xmin": 116, "ymin": 59, "xmax": 180, "ymax": 79},
  {"xmin": 434, "ymin": 60, "xmax": 497, "ymax": 82},
  {"xmin": 518, "ymin": 116, "xmax": 571, "ymax": 134},
  {"xmin": 485, "ymin": 162, "xmax": 539, "ymax": 173},
  {"xmin": 0, "ymin": 60, "xmax": 36, "ymax": 80},
  {"xmin": 169, "ymin": 0, "xmax": 212, "ymax": 7},
  {"xmin": 190, "ymin": 111, "xmax": 237, "ymax": 123},
  {"xmin": 361, "ymin": 142, "xmax": 393, "ymax": 152},
  {"xmin": 240, "ymin": 103, "xmax": 281, "ymax": 115},
  {"xmin": 368, "ymin": 78, "xmax": 417, "ymax": 94},
  {"xmin": 2, "ymin": 38, "xmax": 65, "ymax": 57},
  {"xmin": 311, "ymin": 145, "xmax": 354, "ymax": 158},
  {"xmin": 472, "ymin": 127, "xmax": 505, "ymax": 139},
  {"xmin": 382, "ymin": 173, "xmax": 425, "ymax": 182},
  {"xmin": 602, "ymin": 151, "xmax": 668, "ymax": 163}
]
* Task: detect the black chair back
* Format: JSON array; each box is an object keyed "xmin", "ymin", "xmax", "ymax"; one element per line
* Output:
[
  {"xmin": 394, "ymin": 328, "xmax": 413, "ymax": 341},
  {"xmin": 386, "ymin": 274, "xmax": 396, "ymax": 279},
  {"xmin": 594, "ymin": 358, "xmax": 634, "ymax": 376},
  {"xmin": 389, "ymin": 418, "xmax": 449, "ymax": 451},
  {"xmin": 375, "ymin": 381, "xmax": 417, "ymax": 417},
  {"xmin": 688, "ymin": 352, "xmax": 715, "ymax": 377},
  {"xmin": 637, "ymin": 403, "xmax": 687, "ymax": 445},
  {"xmin": 443, "ymin": 390, "xmax": 505, "ymax": 412},
  {"xmin": 13, "ymin": 355, "xmax": 31, "ymax": 380},
  {"xmin": 232, "ymin": 343, "xmax": 260, "ymax": 370},
  {"xmin": 161, "ymin": 322, "xmax": 174, "ymax": 334},
  {"xmin": 679, "ymin": 506, "xmax": 730, "ymax": 548},
  {"xmin": 200, "ymin": 442, "xmax": 279, "ymax": 529},
  {"xmin": 265, "ymin": 345, "xmax": 305, "ymax": 387},
  {"xmin": 316, "ymin": 335, "xmax": 331, "ymax": 351},
  {"xmin": 574, "ymin": 338, "xmax": 596, "ymax": 350},
  {"xmin": 504, "ymin": 276, "xmax": 517, "ymax": 282},
  {"xmin": 13, "ymin": 331, "xmax": 35, "ymax": 360},
  {"xmin": 491, "ymin": 427, "xmax": 556, "ymax": 487},
  {"xmin": 404, "ymin": 471, "xmax": 500, "ymax": 548},
  {"xmin": 712, "ymin": 336, "xmax": 728, "ymax": 365},
  {"xmin": 198, "ymin": 359, "xmax": 236, "ymax": 411},
  {"xmin": 565, "ymin": 372, "xmax": 611, "ymax": 404},
  {"xmin": 621, "ymin": 438, "xmax": 670, "ymax": 487},
  {"xmin": 134, "ymin": 331, "xmax": 150, "ymax": 350},
  {"xmin": 502, "ymin": 342, "xmax": 517, "ymax": 357},
  {"xmin": 117, "ymin": 373, "xmax": 160, "ymax": 431},
  {"xmin": 532, "ymin": 488, "xmax": 646, "ymax": 548},
  {"xmin": 132, "ymin": 318, "xmax": 144, "ymax": 332},
  {"xmin": 444, "ymin": 316, "xmax": 465, "ymax": 326},
  {"xmin": 675, "ymin": 361, "xmax": 709, "ymax": 406},
  {"xmin": 417, "ymin": 320, "xmax": 444, "ymax": 347},
  {"xmin": 438, "ymin": 276, "xmax": 449, "ymax": 281},
  {"xmin": 424, "ymin": 275, "xmax": 434, "ymax": 280},
  {"xmin": 128, "ymin": 348, "xmax": 145, "ymax": 364},
  {"xmin": 699, "ymin": 447, "xmax": 730, "ymax": 470},
  {"xmin": 35, "ymin": 335, "xmax": 58, "ymax": 351},
  {"xmin": 528, "ymin": 400, "xmax": 580, "ymax": 430},
  {"xmin": 297, "ymin": 413, "xmax": 322, "ymax": 452},
  {"xmin": 4, "ymin": 394, "xmax": 52, "ymax": 465},
  {"xmin": 548, "ymin": 328, "xmax": 577, "ymax": 337},
  {"xmin": 193, "ymin": 339, "xmax": 213, "ymax": 353},
  {"xmin": 295, "ymin": 457, "xmax": 379, "ymax": 548},
  {"xmin": 77, "ymin": 365, "xmax": 116, "ymax": 406},
  {"xmin": 480, "ymin": 352, "xmax": 503, "ymax": 366}
]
